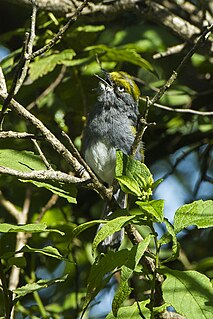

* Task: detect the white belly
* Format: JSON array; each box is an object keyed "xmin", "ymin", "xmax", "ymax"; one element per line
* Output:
[{"xmin": 85, "ymin": 140, "xmax": 116, "ymax": 185}]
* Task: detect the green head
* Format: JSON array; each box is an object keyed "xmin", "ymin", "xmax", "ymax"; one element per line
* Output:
[{"xmin": 108, "ymin": 71, "xmax": 140, "ymax": 103}]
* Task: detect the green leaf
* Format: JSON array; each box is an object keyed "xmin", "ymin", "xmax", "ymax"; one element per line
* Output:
[
  {"xmin": 20, "ymin": 245, "xmax": 70, "ymax": 262},
  {"xmin": 112, "ymin": 236, "xmax": 152, "ymax": 316},
  {"xmin": 116, "ymin": 176, "xmax": 142, "ymax": 196},
  {"xmin": 115, "ymin": 151, "xmax": 154, "ymax": 200},
  {"xmin": 159, "ymin": 218, "xmax": 180, "ymax": 263},
  {"xmin": 106, "ymin": 299, "xmax": 151, "ymax": 319},
  {"xmin": 161, "ymin": 268, "xmax": 213, "ymax": 319},
  {"xmin": 0, "ymin": 149, "xmax": 47, "ymax": 172},
  {"xmin": 83, "ymin": 250, "xmax": 130, "ymax": 312},
  {"xmin": 20, "ymin": 180, "xmax": 77, "ymax": 204},
  {"xmin": 86, "ymin": 45, "xmax": 153, "ymax": 72},
  {"xmin": 135, "ymin": 199, "xmax": 164, "ymax": 223},
  {"xmin": 0, "ymin": 223, "xmax": 64, "ymax": 235},
  {"xmin": 72, "ymin": 219, "xmax": 104, "ymax": 238},
  {"xmin": 14, "ymin": 275, "xmax": 68, "ymax": 299},
  {"xmin": 112, "ymin": 279, "xmax": 132, "ymax": 317},
  {"xmin": 29, "ymin": 49, "xmax": 76, "ymax": 81},
  {"xmin": 92, "ymin": 215, "xmax": 135, "ymax": 254},
  {"xmin": 174, "ymin": 200, "xmax": 213, "ymax": 233}
]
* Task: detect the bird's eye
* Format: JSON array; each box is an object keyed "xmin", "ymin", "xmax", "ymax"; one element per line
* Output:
[{"xmin": 117, "ymin": 86, "xmax": 125, "ymax": 92}]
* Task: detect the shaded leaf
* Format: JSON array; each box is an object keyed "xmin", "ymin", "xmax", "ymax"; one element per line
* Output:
[
  {"xmin": 14, "ymin": 275, "xmax": 68, "ymax": 299},
  {"xmin": 0, "ymin": 223, "xmax": 64, "ymax": 235},
  {"xmin": 92, "ymin": 215, "xmax": 135, "ymax": 254},
  {"xmin": 0, "ymin": 149, "xmax": 46, "ymax": 172},
  {"xmin": 29, "ymin": 49, "xmax": 76, "ymax": 80},
  {"xmin": 161, "ymin": 268, "xmax": 213, "ymax": 319}
]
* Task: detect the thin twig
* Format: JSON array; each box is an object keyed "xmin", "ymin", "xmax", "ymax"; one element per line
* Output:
[
  {"xmin": 30, "ymin": 0, "xmax": 89, "ymax": 59},
  {"xmin": 142, "ymin": 99, "xmax": 213, "ymax": 116},
  {"xmin": 32, "ymin": 139, "xmax": 53, "ymax": 170},
  {"xmin": 9, "ymin": 188, "xmax": 32, "ymax": 319},
  {"xmin": 35, "ymin": 194, "xmax": 59, "ymax": 223},
  {"xmin": 0, "ymin": 66, "xmax": 7, "ymax": 94},
  {"xmin": 61, "ymin": 131, "xmax": 98, "ymax": 180},
  {"xmin": 0, "ymin": 1, "xmax": 37, "ymax": 128},
  {"xmin": 0, "ymin": 259, "xmax": 12, "ymax": 319},
  {"xmin": 0, "ymin": 190, "xmax": 20, "ymax": 220},
  {"xmin": 161, "ymin": 143, "xmax": 202, "ymax": 180}
]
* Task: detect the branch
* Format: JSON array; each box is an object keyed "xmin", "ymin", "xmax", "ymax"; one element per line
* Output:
[
  {"xmin": 0, "ymin": 130, "xmax": 42, "ymax": 139},
  {"xmin": 0, "ymin": 190, "xmax": 20, "ymax": 220},
  {"xmin": 0, "ymin": 66, "xmax": 7, "ymax": 94},
  {"xmin": 0, "ymin": 0, "xmax": 37, "ymax": 127},
  {"xmin": 140, "ymin": 98, "xmax": 213, "ymax": 116},
  {"xmin": 9, "ymin": 188, "xmax": 32, "ymax": 319},
  {"xmin": 0, "ymin": 166, "xmax": 86, "ymax": 184},
  {"xmin": 29, "ymin": 0, "xmax": 89, "ymax": 59},
  {"xmin": 6, "ymin": 0, "xmax": 213, "ymax": 51}
]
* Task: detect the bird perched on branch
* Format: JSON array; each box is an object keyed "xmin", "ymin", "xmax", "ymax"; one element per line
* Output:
[{"xmin": 83, "ymin": 70, "xmax": 143, "ymax": 250}]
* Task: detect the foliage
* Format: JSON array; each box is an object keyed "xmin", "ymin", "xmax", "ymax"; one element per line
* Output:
[{"xmin": 0, "ymin": 1, "xmax": 213, "ymax": 319}]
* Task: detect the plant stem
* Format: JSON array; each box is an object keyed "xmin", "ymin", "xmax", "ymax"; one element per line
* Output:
[{"xmin": 0, "ymin": 259, "xmax": 12, "ymax": 319}]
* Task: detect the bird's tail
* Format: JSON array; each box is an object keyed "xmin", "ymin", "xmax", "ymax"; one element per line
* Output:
[{"xmin": 97, "ymin": 189, "xmax": 127, "ymax": 251}]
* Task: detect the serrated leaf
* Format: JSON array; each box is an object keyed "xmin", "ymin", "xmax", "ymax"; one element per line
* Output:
[
  {"xmin": 92, "ymin": 215, "xmax": 135, "ymax": 254},
  {"xmin": 0, "ymin": 223, "xmax": 64, "ymax": 235},
  {"xmin": 0, "ymin": 149, "xmax": 46, "ymax": 172},
  {"xmin": 14, "ymin": 275, "xmax": 68, "ymax": 298},
  {"xmin": 20, "ymin": 180, "xmax": 77, "ymax": 204},
  {"xmin": 116, "ymin": 176, "xmax": 142, "ymax": 196},
  {"xmin": 174, "ymin": 200, "xmax": 213, "ymax": 233},
  {"xmin": 135, "ymin": 199, "xmax": 164, "ymax": 223},
  {"xmin": 29, "ymin": 49, "xmax": 76, "ymax": 81},
  {"xmin": 161, "ymin": 268, "xmax": 213, "ymax": 319},
  {"xmin": 106, "ymin": 299, "xmax": 151, "ymax": 319},
  {"xmin": 115, "ymin": 151, "xmax": 154, "ymax": 200}
]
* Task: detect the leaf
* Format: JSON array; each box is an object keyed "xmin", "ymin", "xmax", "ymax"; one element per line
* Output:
[
  {"xmin": 83, "ymin": 250, "xmax": 130, "ymax": 311},
  {"xmin": 20, "ymin": 180, "xmax": 77, "ymax": 204},
  {"xmin": 112, "ymin": 279, "xmax": 132, "ymax": 317},
  {"xmin": 161, "ymin": 268, "xmax": 213, "ymax": 319},
  {"xmin": 86, "ymin": 45, "xmax": 153, "ymax": 72},
  {"xmin": 20, "ymin": 245, "xmax": 70, "ymax": 262},
  {"xmin": 29, "ymin": 49, "xmax": 76, "ymax": 81},
  {"xmin": 14, "ymin": 275, "xmax": 68, "ymax": 299},
  {"xmin": 72, "ymin": 219, "xmax": 105, "ymax": 238},
  {"xmin": 174, "ymin": 200, "xmax": 213, "ymax": 233},
  {"xmin": 159, "ymin": 218, "xmax": 180, "ymax": 263},
  {"xmin": 112, "ymin": 236, "xmax": 152, "ymax": 316},
  {"xmin": 115, "ymin": 151, "xmax": 154, "ymax": 200},
  {"xmin": 0, "ymin": 149, "xmax": 47, "ymax": 172},
  {"xmin": 0, "ymin": 223, "xmax": 64, "ymax": 235},
  {"xmin": 116, "ymin": 176, "xmax": 142, "ymax": 196},
  {"xmin": 106, "ymin": 300, "xmax": 151, "ymax": 319},
  {"xmin": 92, "ymin": 215, "xmax": 135, "ymax": 254},
  {"xmin": 135, "ymin": 199, "xmax": 164, "ymax": 223}
]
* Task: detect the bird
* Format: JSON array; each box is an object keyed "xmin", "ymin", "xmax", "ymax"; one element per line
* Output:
[{"xmin": 83, "ymin": 70, "xmax": 143, "ymax": 250}]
